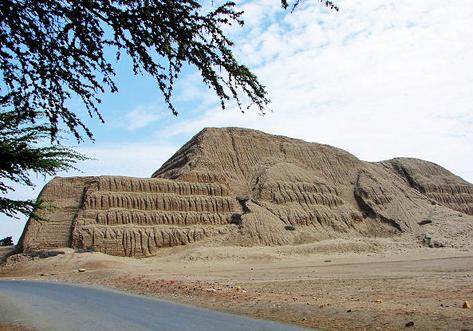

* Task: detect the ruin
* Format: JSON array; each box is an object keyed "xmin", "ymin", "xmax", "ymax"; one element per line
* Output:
[{"xmin": 18, "ymin": 127, "xmax": 473, "ymax": 257}]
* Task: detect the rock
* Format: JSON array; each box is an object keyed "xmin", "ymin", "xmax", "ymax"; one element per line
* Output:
[
  {"xmin": 418, "ymin": 219, "xmax": 433, "ymax": 226},
  {"xmin": 405, "ymin": 321, "xmax": 414, "ymax": 327},
  {"xmin": 463, "ymin": 300, "xmax": 471, "ymax": 309},
  {"xmin": 375, "ymin": 299, "xmax": 383, "ymax": 304},
  {"xmin": 78, "ymin": 268, "xmax": 86, "ymax": 273},
  {"xmin": 206, "ymin": 288, "xmax": 217, "ymax": 293}
]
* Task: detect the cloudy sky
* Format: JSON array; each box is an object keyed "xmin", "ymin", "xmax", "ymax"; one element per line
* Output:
[{"xmin": 2, "ymin": 0, "xmax": 473, "ymax": 241}]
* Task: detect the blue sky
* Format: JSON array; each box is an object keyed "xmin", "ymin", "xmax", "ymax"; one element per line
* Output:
[{"xmin": 2, "ymin": 0, "xmax": 473, "ymax": 242}]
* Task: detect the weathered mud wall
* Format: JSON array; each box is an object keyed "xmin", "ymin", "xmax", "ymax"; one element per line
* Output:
[
  {"xmin": 19, "ymin": 176, "xmax": 239, "ymax": 257},
  {"xmin": 154, "ymin": 128, "xmax": 473, "ymax": 235},
  {"xmin": 71, "ymin": 176, "xmax": 239, "ymax": 257},
  {"xmin": 383, "ymin": 158, "xmax": 473, "ymax": 215},
  {"xmin": 18, "ymin": 177, "xmax": 96, "ymax": 251},
  {"xmin": 18, "ymin": 127, "xmax": 473, "ymax": 257}
]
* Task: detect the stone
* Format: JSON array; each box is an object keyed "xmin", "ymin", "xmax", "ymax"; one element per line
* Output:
[{"xmin": 463, "ymin": 301, "xmax": 471, "ymax": 309}]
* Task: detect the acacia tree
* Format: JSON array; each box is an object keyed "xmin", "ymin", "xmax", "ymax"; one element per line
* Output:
[
  {"xmin": 0, "ymin": 0, "xmax": 337, "ymax": 218},
  {"xmin": 1, "ymin": 0, "xmax": 272, "ymax": 141},
  {"xmin": 0, "ymin": 111, "xmax": 87, "ymax": 218},
  {"xmin": 282, "ymin": 0, "xmax": 338, "ymax": 11}
]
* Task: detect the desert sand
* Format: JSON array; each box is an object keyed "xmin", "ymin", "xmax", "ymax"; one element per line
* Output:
[
  {"xmin": 0, "ymin": 323, "xmax": 33, "ymax": 331},
  {"xmin": 2, "ymin": 238, "xmax": 473, "ymax": 330}
]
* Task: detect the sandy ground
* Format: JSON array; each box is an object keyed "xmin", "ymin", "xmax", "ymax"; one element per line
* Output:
[
  {"xmin": 1, "ymin": 239, "xmax": 473, "ymax": 331},
  {"xmin": 0, "ymin": 323, "xmax": 34, "ymax": 331}
]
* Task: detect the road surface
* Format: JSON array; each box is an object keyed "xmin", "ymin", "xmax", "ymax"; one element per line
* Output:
[{"xmin": 0, "ymin": 280, "xmax": 311, "ymax": 331}]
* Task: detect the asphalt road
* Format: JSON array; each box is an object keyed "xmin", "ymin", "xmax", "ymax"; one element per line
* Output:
[{"xmin": 0, "ymin": 280, "xmax": 311, "ymax": 331}]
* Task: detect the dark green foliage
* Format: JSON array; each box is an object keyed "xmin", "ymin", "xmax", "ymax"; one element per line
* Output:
[
  {"xmin": 0, "ymin": 0, "xmax": 272, "ymax": 141},
  {"xmin": 281, "ymin": 0, "xmax": 338, "ymax": 12},
  {"xmin": 0, "ymin": 0, "xmax": 337, "ymax": 142},
  {"xmin": 0, "ymin": 111, "xmax": 87, "ymax": 218},
  {"xmin": 0, "ymin": 236, "xmax": 13, "ymax": 246}
]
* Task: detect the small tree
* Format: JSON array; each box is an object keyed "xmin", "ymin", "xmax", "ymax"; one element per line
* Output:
[
  {"xmin": 0, "ymin": 236, "xmax": 14, "ymax": 246},
  {"xmin": 0, "ymin": 111, "xmax": 87, "ymax": 218}
]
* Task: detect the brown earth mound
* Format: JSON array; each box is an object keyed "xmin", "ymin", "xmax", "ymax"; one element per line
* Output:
[{"xmin": 18, "ymin": 127, "xmax": 473, "ymax": 257}]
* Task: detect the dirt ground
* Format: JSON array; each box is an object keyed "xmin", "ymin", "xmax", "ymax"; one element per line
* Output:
[
  {"xmin": 0, "ymin": 323, "xmax": 34, "ymax": 331},
  {"xmin": 1, "ymin": 239, "xmax": 473, "ymax": 331}
]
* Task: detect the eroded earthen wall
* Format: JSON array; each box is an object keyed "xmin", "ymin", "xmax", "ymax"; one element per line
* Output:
[
  {"xmin": 71, "ymin": 176, "xmax": 239, "ymax": 257},
  {"xmin": 18, "ymin": 177, "xmax": 96, "ymax": 251},
  {"xmin": 18, "ymin": 128, "xmax": 473, "ymax": 257}
]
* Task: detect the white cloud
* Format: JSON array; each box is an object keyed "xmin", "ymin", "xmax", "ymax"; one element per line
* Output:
[
  {"xmin": 76, "ymin": 142, "xmax": 177, "ymax": 177},
  {"xmin": 161, "ymin": 0, "xmax": 473, "ymax": 182},
  {"xmin": 125, "ymin": 103, "xmax": 165, "ymax": 130}
]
